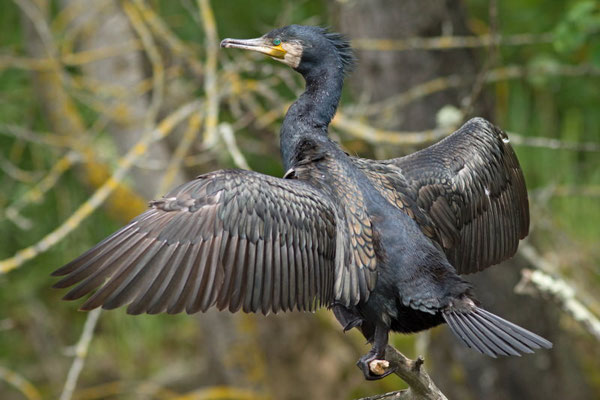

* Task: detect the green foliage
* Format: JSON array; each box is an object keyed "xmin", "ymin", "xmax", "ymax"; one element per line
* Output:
[{"xmin": 554, "ymin": 1, "xmax": 600, "ymax": 58}]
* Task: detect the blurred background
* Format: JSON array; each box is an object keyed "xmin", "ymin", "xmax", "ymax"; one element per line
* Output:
[{"xmin": 1, "ymin": 0, "xmax": 599, "ymax": 399}]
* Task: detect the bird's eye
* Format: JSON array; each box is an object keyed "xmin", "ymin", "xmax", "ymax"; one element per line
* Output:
[{"xmin": 273, "ymin": 38, "xmax": 281, "ymax": 46}]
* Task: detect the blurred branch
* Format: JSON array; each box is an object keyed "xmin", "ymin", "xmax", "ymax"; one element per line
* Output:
[
  {"xmin": 507, "ymin": 133, "xmax": 600, "ymax": 152},
  {"xmin": 460, "ymin": 0, "xmax": 498, "ymax": 117},
  {"xmin": 59, "ymin": 380, "xmax": 176, "ymax": 399},
  {"xmin": 516, "ymin": 269, "xmax": 600, "ymax": 341},
  {"xmin": 0, "ymin": 366, "xmax": 42, "ymax": 400},
  {"xmin": 0, "ymin": 100, "xmax": 200, "ymax": 274},
  {"xmin": 358, "ymin": 346, "xmax": 447, "ymax": 400},
  {"xmin": 219, "ymin": 67, "xmax": 600, "ymax": 153},
  {"xmin": 183, "ymin": 151, "xmax": 217, "ymax": 168},
  {"xmin": 0, "ymin": 153, "xmax": 42, "ymax": 183},
  {"xmin": 0, "ymin": 42, "xmax": 165, "ymax": 70},
  {"xmin": 198, "ymin": 0, "xmax": 219, "ymax": 145},
  {"xmin": 123, "ymin": 0, "xmax": 164, "ymax": 128},
  {"xmin": 170, "ymin": 386, "xmax": 267, "ymax": 400},
  {"xmin": 517, "ymin": 243, "xmax": 600, "ymax": 341},
  {"xmin": 518, "ymin": 242, "xmax": 558, "ymax": 275},
  {"xmin": 21, "ymin": 0, "xmax": 149, "ymax": 222},
  {"xmin": 532, "ymin": 185, "xmax": 600, "ymax": 199},
  {"xmin": 330, "ymin": 112, "xmax": 600, "ymax": 152},
  {"xmin": 59, "ymin": 308, "xmax": 102, "ymax": 400},
  {"xmin": 52, "ymin": 0, "xmax": 111, "ymax": 33},
  {"xmin": 333, "ymin": 113, "xmax": 451, "ymax": 146},
  {"xmin": 219, "ymin": 122, "xmax": 250, "ymax": 170},
  {"xmin": 0, "ymin": 53, "xmax": 56, "ymax": 70},
  {"xmin": 158, "ymin": 110, "xmax": 203, "ymax": 194},
  {"xmin": 3, "ymin": 151, "xmax": 80, "ymax": 230},
  {"xmin": 132, "ymin": 0, "xmax": 204, "ymax": 75},
  {"xmin": 359, "ymin": 64, "xmax": 600, "ymax": 117},
  {"xmin": 352, "ymin": 32, "xmax": 554, "ymax": 52},
  {"xmin": 60, "ymin": 40, "xmax": 141, "ymax": 66},
  {"xmin": 0, "ymin": 124, "xmax": 83, "ymax": 149},
  {"xmin": 14, "ymin": 0, "xmax": 58, "ymax": 56}
]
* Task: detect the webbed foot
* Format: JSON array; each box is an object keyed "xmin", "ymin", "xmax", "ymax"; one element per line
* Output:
[{"xmin": 356, "ymin": 352, "xmax": 397, "ymax": 380}]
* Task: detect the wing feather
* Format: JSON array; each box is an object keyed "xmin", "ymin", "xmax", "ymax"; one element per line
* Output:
[
  {"xmin": 53, "ymin": 169, "xmax": 339, "ymax": 315},
  {"xmin": 395, "ymin": 118, "xmax": 529, "ymax": 273},
  {"xmin": 356, "ymin": 118, "xmax": 529, "ymax": 274}
]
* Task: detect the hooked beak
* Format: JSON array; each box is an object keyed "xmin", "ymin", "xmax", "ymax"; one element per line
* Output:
[{"xmin": 220, "ymin": 37, "xmax": 287, "ymax": 59}]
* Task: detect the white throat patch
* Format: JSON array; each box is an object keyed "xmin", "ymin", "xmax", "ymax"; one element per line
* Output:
[{"xmin": 274, "ymin": 41, "xmax": 303, "ymax": 69}]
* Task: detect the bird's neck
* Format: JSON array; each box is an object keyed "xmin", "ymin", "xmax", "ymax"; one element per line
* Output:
[{"xmin": 280, "ymin": 63, "xmax": 344, "ymax": 171}]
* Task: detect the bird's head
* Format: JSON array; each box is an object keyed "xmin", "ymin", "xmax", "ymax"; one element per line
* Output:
[{"xmin": 221, "ymin": 25, "xmax": 355, "ymax": 77}]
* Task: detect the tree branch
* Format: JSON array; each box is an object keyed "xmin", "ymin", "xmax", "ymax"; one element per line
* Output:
[
  {"xmin": 197, "ymin": 0, "xmax": 220, "ymax": 146},
  {"xmin": 358, "ymin": 346, "xmax": 447, "ymax": 400},
  {"xmin": 59, "ymin": 308, "xmax": 102, "ymax": 400},
  {"xmin": 0, "ymin": 100, "xmax": 199, "ymax": 274},
  {"xmin": 0, "ymin": 365, "xmax": 42, "ymax": 400},
  {"xmin": 352, "ymin": 32, "xmax": 554, "ymax": 52},
  {"xmin": 516, "ymin": 268, "xmax": 600, "ymax": 341}
]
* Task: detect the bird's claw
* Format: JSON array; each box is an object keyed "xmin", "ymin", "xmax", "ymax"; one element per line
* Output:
[{"xmin": 356, "ymin": 353, "xmax": 396, "ymax": 380}]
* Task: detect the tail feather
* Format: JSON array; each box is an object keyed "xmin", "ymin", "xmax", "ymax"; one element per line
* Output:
[{"xmin": 444, "ymin": 306, "xmax": 552, "ymax": 357}]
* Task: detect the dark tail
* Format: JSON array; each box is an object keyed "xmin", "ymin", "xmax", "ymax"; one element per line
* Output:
[{"xmin": 443, "ymin": 307, "xmax": 552, "ymax": 357}]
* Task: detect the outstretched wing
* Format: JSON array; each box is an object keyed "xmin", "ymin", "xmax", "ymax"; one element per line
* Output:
[
  {"xmin": 53, "ymin": 169, "xmax": 340, "ymax": 315},
  {"xmin": 364, "ymin": 118, "xmax": 529, "ymax": 274}
]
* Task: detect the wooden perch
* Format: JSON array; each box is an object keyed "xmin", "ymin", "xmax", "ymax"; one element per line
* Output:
[{"xmin": 358, "ymin": 346, "xmax": 447, "ymax": 400}]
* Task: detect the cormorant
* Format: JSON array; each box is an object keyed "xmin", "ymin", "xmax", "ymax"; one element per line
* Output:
[{"xmin": 53, "ymin": 25, "xmax": 552, "ymax": 380}]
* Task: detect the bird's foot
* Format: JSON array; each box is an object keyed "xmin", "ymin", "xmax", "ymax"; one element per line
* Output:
[{"xmin": 356, "ymin": 352, "xmax": 396, "ymax": 380}]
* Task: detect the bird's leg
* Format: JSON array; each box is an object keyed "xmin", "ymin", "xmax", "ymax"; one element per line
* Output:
[{"xmin": 357, "ymin": 323, "xmax": 396, "ymax": 380}]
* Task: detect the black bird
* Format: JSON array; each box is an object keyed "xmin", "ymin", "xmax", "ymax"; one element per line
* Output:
[{"xmin": 53, "ymin": 25, "xmax": 551, "ymax": 380}]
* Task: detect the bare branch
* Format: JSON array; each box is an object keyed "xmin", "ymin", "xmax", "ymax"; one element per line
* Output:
[
  {"xmin": 219, "ymin": 123, "xmax": 250, "ymax": 170},
  {"xmin": 0, "ymin": 365, "xmax": 42, "ymax": 400},
  {"xmin": 197, "ymin": 0, "xmax": 220, "ymax": 145},
  {"xmin": 507, "ymin": 133, "xmax": 600, "ymax": 152},
  {"xmin": 516, "ymin": 243, "xmax": 600, "ymax": 341},
  {"xmin": 3, "ymin": 151, "xmax": 80, "ymax": 230},
  {"xmin": 132, "ymin": 0, "xmax": 204, "ymax": 75},
  {"xmin": 59, "ymin": 308, "xmax": 102, "ymax": 400},
  {"xmin": 0, "ymin": 153, "xmax": 42, "ymax": 183},
  {"xmin": 531, "ymin": 185, "xmax": 600, "ymax": 199},
  {"xmin": 332, "ymin": 113, "xmax": 449, "ymax": 146},
  {"xmin": 21, "ymin": 0, "xmax": 150, "ymax": 224},
  {"xmin": 0, "ymin": 123, "xmax": 73, "ymax": 147},
  {"xmin": 60, "ymin": 40, "xmax": 142, "ymax": 66},
  {"xmin": 355, "ymin": 64, "xmax": 600, "ymax": 118},
  {"xmin": 357, "ymin": 346, "xmax": 447, "ymax": 400},
  {"xmin": 158, "ymin": 110, "xmax": 204, "ymax": 194},
  {"xmin": 0, "ymin": 100, "xmax": 200, "ymax": 274},
  {"xmin": 14, "ymin": 0, "xmax": 58, "ymax": 56},
  {"xmin": 330, "ymin": 112, "xmax": 600, "ymax": 152},
  {"xmin": 122, "ymin": 0, "xmax": 164, "ymax": 128},
  {"xmin": 460, "ymin": 0, "xmax": 499, "ymax": 117},
  {"xmin": 516, "ymin": 269, "xmax": 600, "ymax": 341},
  {"xmin": 352, "ymin": 32, "xmax": 554, "ymax": 52}
]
